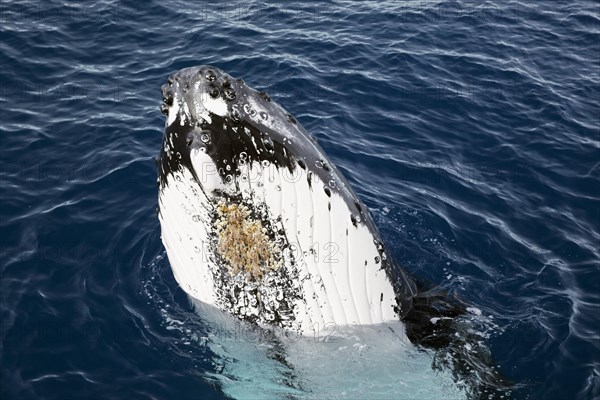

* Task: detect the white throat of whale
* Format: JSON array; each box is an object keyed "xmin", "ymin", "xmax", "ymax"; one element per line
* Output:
[{"xmin": 157, "ymin": 66, "xmax": 416, "ymax": 335}]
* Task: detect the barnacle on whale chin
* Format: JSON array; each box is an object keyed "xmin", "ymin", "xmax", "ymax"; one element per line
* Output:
[{"xmin": 215, "ymin": 200, "xmax": 281, "ymax": 279}]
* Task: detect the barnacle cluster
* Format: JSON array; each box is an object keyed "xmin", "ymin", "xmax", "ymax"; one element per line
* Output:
[{"xmin": 215, "ymin": 201, "xmax": 281, "ymax": 279}]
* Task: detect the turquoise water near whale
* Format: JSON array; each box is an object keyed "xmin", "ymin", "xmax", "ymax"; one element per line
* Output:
[{"xmin": 1, "ymin": 1, "xmax": 599, "ymax": 399}]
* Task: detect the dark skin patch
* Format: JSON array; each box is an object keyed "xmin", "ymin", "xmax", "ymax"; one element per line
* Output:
[
  {"xmin": 258, "ymin": 91, "xmax": 271, "ymax": 101},
  {"xmin": 159, "ymin": 113, "xmax": 296, "ymax": 186},
  {"xmin": 354, "ymin": 200, "xmax": 362, "ymax": 213}
]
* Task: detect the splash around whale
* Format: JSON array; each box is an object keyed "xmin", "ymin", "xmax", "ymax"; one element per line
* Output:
[{"xmin": 157, "ymin": 65, "xmax": 510, "ymax": 398}]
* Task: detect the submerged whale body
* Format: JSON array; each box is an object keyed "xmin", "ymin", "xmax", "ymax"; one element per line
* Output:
[{"xmin": 157, "ymin": 65, "xmax": 509, "ymax": 398}]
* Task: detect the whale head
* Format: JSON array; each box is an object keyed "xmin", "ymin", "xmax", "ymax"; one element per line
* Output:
[
  {"xmin": 157, "ymin": 65, "xmax": 416, "ymax": 334},
  {"xmin": 159, "ymin": 65, "xmax": 324, "ymax": 192}
]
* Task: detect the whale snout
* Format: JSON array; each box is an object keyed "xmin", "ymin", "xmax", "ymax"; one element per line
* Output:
[
  {"xmin": 159, "ymin": 65, "xmax": 308, "ymax": 189},
  {"xmin": 160, "ymin": 65, "xmax": 245, "ymax": 125}
]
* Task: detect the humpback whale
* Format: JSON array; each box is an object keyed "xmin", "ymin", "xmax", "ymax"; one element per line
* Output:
[
  {"xmin": 157, "ymin": 65, "xmax": 509, "ymax": 398},
  {"xmin": 157, "ymin": 65, "xmax": 418, "ymax": 334}
]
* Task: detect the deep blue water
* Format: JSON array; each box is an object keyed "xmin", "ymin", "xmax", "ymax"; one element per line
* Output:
[{"xmin": 1, "ymin": 1, "xmax": 599, "ymax": 399}]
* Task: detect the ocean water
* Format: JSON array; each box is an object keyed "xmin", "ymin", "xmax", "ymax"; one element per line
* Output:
[{"xmin": 1, "ymin": 1, "xmax": 599, "ymax": 399}]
